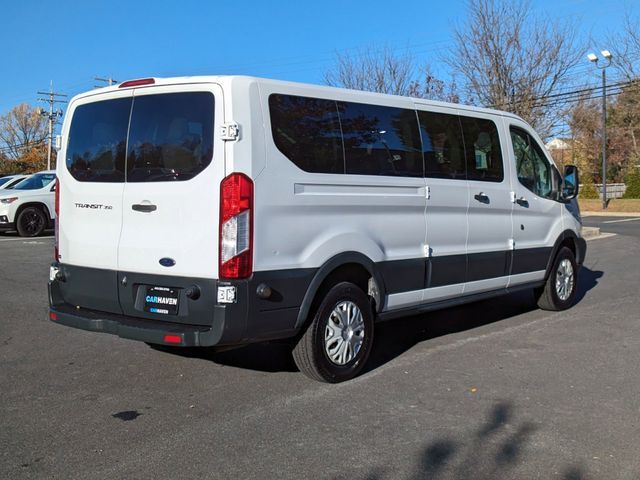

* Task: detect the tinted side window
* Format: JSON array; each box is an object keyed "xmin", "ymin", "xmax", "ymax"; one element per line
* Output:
[
  {"xmin": 127, "ymin": 92, "xmax": 214, "ymax": 182},
  {"xmin": 269, "ymin": 94, "xmax": 344, "ymax": 174},
  {"xmin": 511, "ymin": 128, "xmax": 554, "ymax": 198},
  {"xmin": 339, "ymin": 102, "xmax": 423, "ymax": 177},
  {"xmin": 418, "ymin": 110, "xmax": 466, "ymax": 179},
  {"xmin": 460, "ymin": 116, "xmax": 504, "ymax": 182},
  {"xmin": 66, "ymin": 98, "xmax": 131, "ymax": 182}
]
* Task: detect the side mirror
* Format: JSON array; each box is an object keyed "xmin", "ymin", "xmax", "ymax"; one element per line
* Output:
[{"xmin": 562, "ymin": 165, "xmax": 579, "ymax": 200}]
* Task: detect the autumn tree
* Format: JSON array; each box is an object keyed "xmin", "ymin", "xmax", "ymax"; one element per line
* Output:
[
  {"xmin": 567, "ymin": 98, "xmax": 601, "ymax": 182},
  {"xmin": 324, "ymin": 46, "xmax": 459, "ymax": 102},
  {"xmin": 610, "ymin": 9, "xmax": 640, "ymax": 80},
  {"xmin": 608, "ymin": 80, "xmax": 640, "ymax": 180},
  {"xmin": 447, "ymin": 0, "xmax": 582, "ymax": 137},
  {"xmin": 0, "ymin": 104, "xmax": 48, "ymax": 161}
]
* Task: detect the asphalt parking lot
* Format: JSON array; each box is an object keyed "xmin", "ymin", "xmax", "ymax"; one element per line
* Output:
[{"xmin": 1, "ymin": 220, "xmax": 639, "ymax": 480}]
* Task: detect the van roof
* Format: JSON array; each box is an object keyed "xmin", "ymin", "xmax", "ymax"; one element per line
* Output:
[{"xmin": 72, "ymin": 75, "xmax": 523, "ymax": 121}]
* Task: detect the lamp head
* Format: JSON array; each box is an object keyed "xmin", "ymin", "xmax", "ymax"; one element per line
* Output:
[
  {"xmin": 587, "ymin": 53, "xmax": 598, "ymax": 63},
  {"xmin": 601, "ymin": 50, "xmax": 612, "ymax": 59}
]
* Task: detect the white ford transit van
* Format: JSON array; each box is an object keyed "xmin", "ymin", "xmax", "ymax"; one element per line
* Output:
[{"xmin": 48, "ymin": 76, "xmax": 585, "ymax": 382}]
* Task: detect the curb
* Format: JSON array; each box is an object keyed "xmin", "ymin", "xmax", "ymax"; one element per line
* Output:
[{"xmin": 581, "ymin": 226, "xmax": 601, "ymax": 239}]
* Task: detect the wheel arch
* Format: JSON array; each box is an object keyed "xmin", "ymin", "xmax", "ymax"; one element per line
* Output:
[
  {"xmin": 15, "ymin": 201, "xmax": 52, "ymax": 222},
  {"xmin": 544, "ymin": 230, "xmax": 586, "ymax": 279},
  {"xmin": 295, "ymin": 252, "xmax": 386, "ymax": 329}
]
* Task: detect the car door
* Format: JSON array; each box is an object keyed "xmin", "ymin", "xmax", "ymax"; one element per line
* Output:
[
  {"xmin": 507, "ymin": 122, "xmax": 563, "ymax": 286},
  {"xmin": 461, "ymin": 112, "xmax": 514, "ymax": 295},
  {"xmin": 416, "ymin": 105, "xmax": 469, "ymax": 302},
  {"xmin": 58, "ymin": 89, "xmax": 132, "ymax": 314}
]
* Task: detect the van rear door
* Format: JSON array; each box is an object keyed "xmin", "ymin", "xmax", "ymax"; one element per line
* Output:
[
  {"xmin": 58, "ymin": 89, "xmax": 133, "ymax": 314},
  {"xmin": 116, "ymin": 84, "xmax": 225, "ymax": 322}
]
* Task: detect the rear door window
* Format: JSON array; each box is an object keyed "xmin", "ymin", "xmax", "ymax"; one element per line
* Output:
[
  {"xmin": 66, "ymin": 97, "xmax": 131, "ymax": 182},
  {"xmin": 126, "ymin": 92, "xmax": 214, "ymax": 182},
  {"xmin": 66, "ymin": 92, "xmax": 214, "ymax": 183}
]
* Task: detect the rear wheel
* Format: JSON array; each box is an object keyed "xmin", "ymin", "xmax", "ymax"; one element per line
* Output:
[
  {"xmin": 16, "ymin": 206, "xmax": 47, "ymax": 237},
  {"xmin": 535, "ymin": 247, "xmax": 578, "ymax": 311},
  {"xmin": 292, "ymin": 282, "xmax": 374, "ymax": 383}
]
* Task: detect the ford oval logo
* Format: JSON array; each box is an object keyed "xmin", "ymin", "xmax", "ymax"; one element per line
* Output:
[{"xmin": 159, "ymin": 258, "xmax": 176, "ymax": 267}]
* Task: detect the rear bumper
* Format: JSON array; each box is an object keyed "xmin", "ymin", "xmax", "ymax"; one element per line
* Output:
[
  {"xmin": 48, "ymin": 263, "xmax": 316, "ymax": 347},
  {"xmin": 49, "ymin": 303, "xmax": 221, "ymax": 346}
]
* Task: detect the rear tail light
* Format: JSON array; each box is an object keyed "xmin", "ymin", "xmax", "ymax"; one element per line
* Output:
[
  {"xmin": 219, "ymin": 173, "xmax": 253, "ymax": 279},
  {"xmin": 54, "ymin": 177, "xmax": 60, "ymax": 261}
]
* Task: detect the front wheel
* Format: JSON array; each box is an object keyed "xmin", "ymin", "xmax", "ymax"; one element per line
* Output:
[
  {"xmin": 535, "ymin": 247, "xmax": 578, "ymax": 311},
  {"xmin": 16, "ymin": 207, "xmax": 47, "ymax": 237},
  {"xmin": 292, "ymin": 282, "xmax": 374, "ymax": 383}
]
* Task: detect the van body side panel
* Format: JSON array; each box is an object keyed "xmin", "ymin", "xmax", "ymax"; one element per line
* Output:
[{"xmin": 256, "ymin": 80, "xmax": 428, "ymax": 311}]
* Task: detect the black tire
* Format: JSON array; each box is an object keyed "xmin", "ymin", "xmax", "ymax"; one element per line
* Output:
[
  {"xmin": 16, "ymin": 206, "xmax": 47, "ymax": 237},
  {"xmin": 535, "ymin": 247, "xmax": 578, "ymax": 311},
  {"xmin": 292, "ymin": 281, "xmax": 374, "ymax": 383}
]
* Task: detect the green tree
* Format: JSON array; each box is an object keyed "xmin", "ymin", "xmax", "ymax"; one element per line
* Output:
[
  {"xmin": 579, "ymin": 182, "xmax": 600, "ymax": 199},
  {"xmin": 622, "ymin": 168, "xmax": 640, "ymax": 198}
]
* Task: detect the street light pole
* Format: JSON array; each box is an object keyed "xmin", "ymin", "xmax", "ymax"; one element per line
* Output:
[
  {"xmin": 588, "ymin": 50, "xmax": 612, "ymax": 210},
  {"xmin": 601, "ymin": 67, "xmax": 607, "ymax": 210}
]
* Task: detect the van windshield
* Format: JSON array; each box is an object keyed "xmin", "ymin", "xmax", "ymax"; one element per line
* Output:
[
  {"xmin": 66, "ymin": 92, "xmax": 214, "ymax": 182},
  {"xmin": 12, "ymin": 173, "xmax": 55, "ymax": 190}
]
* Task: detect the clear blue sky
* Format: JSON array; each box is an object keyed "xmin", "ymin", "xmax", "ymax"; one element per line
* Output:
[{"xmin": 0, "ymin": 0, "xmax": 632, "ymax": 117}]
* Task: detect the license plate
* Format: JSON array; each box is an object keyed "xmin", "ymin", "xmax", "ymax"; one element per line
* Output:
[{"xmin": 144, "ymin": 286, "xmax": 179, "ymax": 315}]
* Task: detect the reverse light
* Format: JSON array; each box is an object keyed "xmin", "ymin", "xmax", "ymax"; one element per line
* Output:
[
  {"xmin": 219, "ymin": 173, "xmax": 253, "ymax": 280},
  {"xmin": 118, "ymin": 78, "xmax": 155, "ymax": 88},
  {"xmin": 0, "ymin": 197, "xmax": 18, "ymax": 204}
]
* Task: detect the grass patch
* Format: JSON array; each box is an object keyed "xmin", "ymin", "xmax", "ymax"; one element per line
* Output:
[{"xmin": 579, "ymin": 199, "xmax": 640, "ymax": 213}]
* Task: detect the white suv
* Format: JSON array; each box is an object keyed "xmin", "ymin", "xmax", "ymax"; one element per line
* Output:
[
  {"xmin": 48, "ymin": 76, "xmax": 585, "ymax": 382},
  {"xmin": 0, "ymin": 171, "xmax": 56, "ymax": 237}
]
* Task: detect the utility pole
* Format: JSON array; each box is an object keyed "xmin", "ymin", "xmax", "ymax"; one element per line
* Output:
[
  {"xmin": 37, "ymin": 81, "xmax": 67, "ymax": 170},
  {"xmin": 94, "ymin": 76, "xmax": 118, "ymax": 87}
]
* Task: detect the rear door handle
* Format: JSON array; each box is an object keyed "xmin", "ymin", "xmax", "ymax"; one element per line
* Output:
[
  {"xmin": 132, "ymin": 203, "xmax": 157, "ymax": 213},
  {"xmin": 474, "ymin": 192, "xmax": 490, "ymax": 204}
]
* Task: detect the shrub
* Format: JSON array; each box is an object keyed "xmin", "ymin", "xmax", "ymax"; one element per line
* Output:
[
  {"xmin": 579, "ymin": 182, "xmax": 600, "ymax": 199},
  {"xmin": 622, "ymin": 169, "xmax": 640, "ymax": 199}
]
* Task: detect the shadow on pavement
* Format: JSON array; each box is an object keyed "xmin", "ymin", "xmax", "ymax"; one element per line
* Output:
[
  {"xmin": 365, "ymin": 401, "xmax": 588, "ymax": 480},
  {"xmin": 574, "ymin": 266, "xmax": 603, "ymax": 303},
  {"xmin": 155, "ymin": 266, "xmax": 602, "ymax": 375}
]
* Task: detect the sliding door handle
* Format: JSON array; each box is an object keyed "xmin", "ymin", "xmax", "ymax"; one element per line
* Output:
[{"xmin": 474, "ymin": 192, "xmax": 490, "ymax": 204}]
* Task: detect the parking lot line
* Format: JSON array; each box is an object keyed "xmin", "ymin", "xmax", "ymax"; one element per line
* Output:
[{"xmin": 602, "ymin": 217, "xmax": 640, "ymax": 224}]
